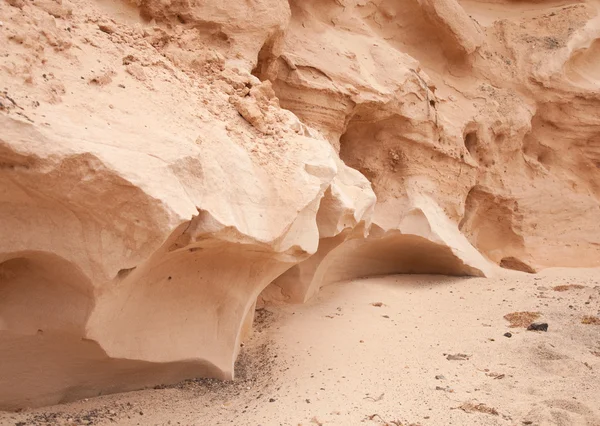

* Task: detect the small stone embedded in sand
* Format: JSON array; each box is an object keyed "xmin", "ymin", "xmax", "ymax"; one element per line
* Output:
[
  {"xmin": 98, "ymin": 23, "xmax": 116, "ymax": 34},
  {"xmin": 89, "ymin": 71, "xmax": 114, "ymax": 86},
  {"xmin": 122, "ymin": 55, "xmax": 137, "ymax": 65},
  {"xmin": 504, "ymin": 332, "xmax": 512, "ymax": 337},
  {"xmin": 486, "ymin": 372, "xmax": 505, "ymax": 379},
  {"xmin": 457, "ymin": 402, "xmax": 499, "ymax": 416},
  {"xmin": 446, "ymin": 353, "xmax": 471, "ymax": 361},
  {"xmin": 126, "ymin": 63, "xmax": 147, "ymax": 81},
  {"xmin": 527, "ymin": 322, "xmax": 548, "ymax": 332}
]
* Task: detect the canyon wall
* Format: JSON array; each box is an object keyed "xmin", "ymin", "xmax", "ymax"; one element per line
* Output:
[{"xmin": 1, "ymin": 0, "xmax": 599, "ymax": 409}]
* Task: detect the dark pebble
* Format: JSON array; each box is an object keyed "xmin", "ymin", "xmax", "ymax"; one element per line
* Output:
[{"xmin": 527, "ymin": 322, "xmax": 548, "ymax": 332}]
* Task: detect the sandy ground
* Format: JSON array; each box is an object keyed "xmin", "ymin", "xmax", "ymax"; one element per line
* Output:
[{"xmin": 1, "ymin": 269, "xmax": 600, "ymax": 426}]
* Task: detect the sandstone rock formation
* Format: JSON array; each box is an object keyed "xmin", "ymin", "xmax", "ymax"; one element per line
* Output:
[{"xmin": 0, "ymin": 0, "xmax": 599, "ymax": 410}]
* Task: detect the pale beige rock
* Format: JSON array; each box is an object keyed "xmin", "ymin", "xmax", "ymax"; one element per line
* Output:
[
  {"xmin": 262, "ymin": 157, "xmax": 377, "ymax": 303},
  {"xmin": 126, "ymin": 63, "xmax": 146, "ymax": 81},
  {"xmin": 417, "ymin": 0, "xmax": 483, "ymax": 55},
  {"xmin": 0, "ymin": 108, "xmax": 339, "ymax": 408},
  {"xmin": 0, "ymin": 0, "xmax": 347, "ymax": 403},
  {"xmin": 258, "ymin": 0, "xmax": 600, "ymax": 275},
  {"xmin": 133, "ymin": 0, "xmax": 290, "ymax": 70},
  {"xmin": 0, "ymin": 0, "xmax": 599, "ymax": 411},
  {"xmin": 264, "ymin": 192, "xmax": 493, "ymax": 304}
]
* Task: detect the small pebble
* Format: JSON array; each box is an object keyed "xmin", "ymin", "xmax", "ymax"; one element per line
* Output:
[{"xmin": 527, "ymin": 322, "xmax": 548, "ymax": 332}]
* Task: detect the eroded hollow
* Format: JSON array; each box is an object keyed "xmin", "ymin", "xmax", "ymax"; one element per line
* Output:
[
  {"xmin": 459, "ymin": 186, "xmax": 526, "ymax": 264},
  {"xmin": 464, "ymin": 131, "xmax": 478, "ymax": 157},
  {"xmin": 499, "ymin": 256, "xmax": 536, "ymax": 274},
  {"xmin": 0, "ymin": 333, "xmax": 222, "ymax": 410},
  {"xmin": 251, "ymin": 31, "xmax": 284, "ymax": 79},
  {"xmin": 0, "ymin": 251, "xmax": 93, "ymax": 335},
  {"xmin": 318, "ymin": 233, "xmax": 484, "ymax": 283},
  {"xmin": 565, "ymin": 38, "xmax": 600, "ymax": 88},
  {"xmin": 261, "ymin": 231, "xmax": 486, "ymax": 305}
]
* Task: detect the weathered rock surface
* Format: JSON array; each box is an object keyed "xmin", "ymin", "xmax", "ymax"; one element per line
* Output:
[
  {"xmin": 0, "ymin": 0, "xmax": 599, "ymax": 410},
  {"xmin": 259, "ymin": 0, "xmax": 600, "ymax": 273}
]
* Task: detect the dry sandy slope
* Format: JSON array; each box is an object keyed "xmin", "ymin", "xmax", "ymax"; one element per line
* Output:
[{"xmin": 2, "ymin": 269, "xmax": 599, "ymax": 426}]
